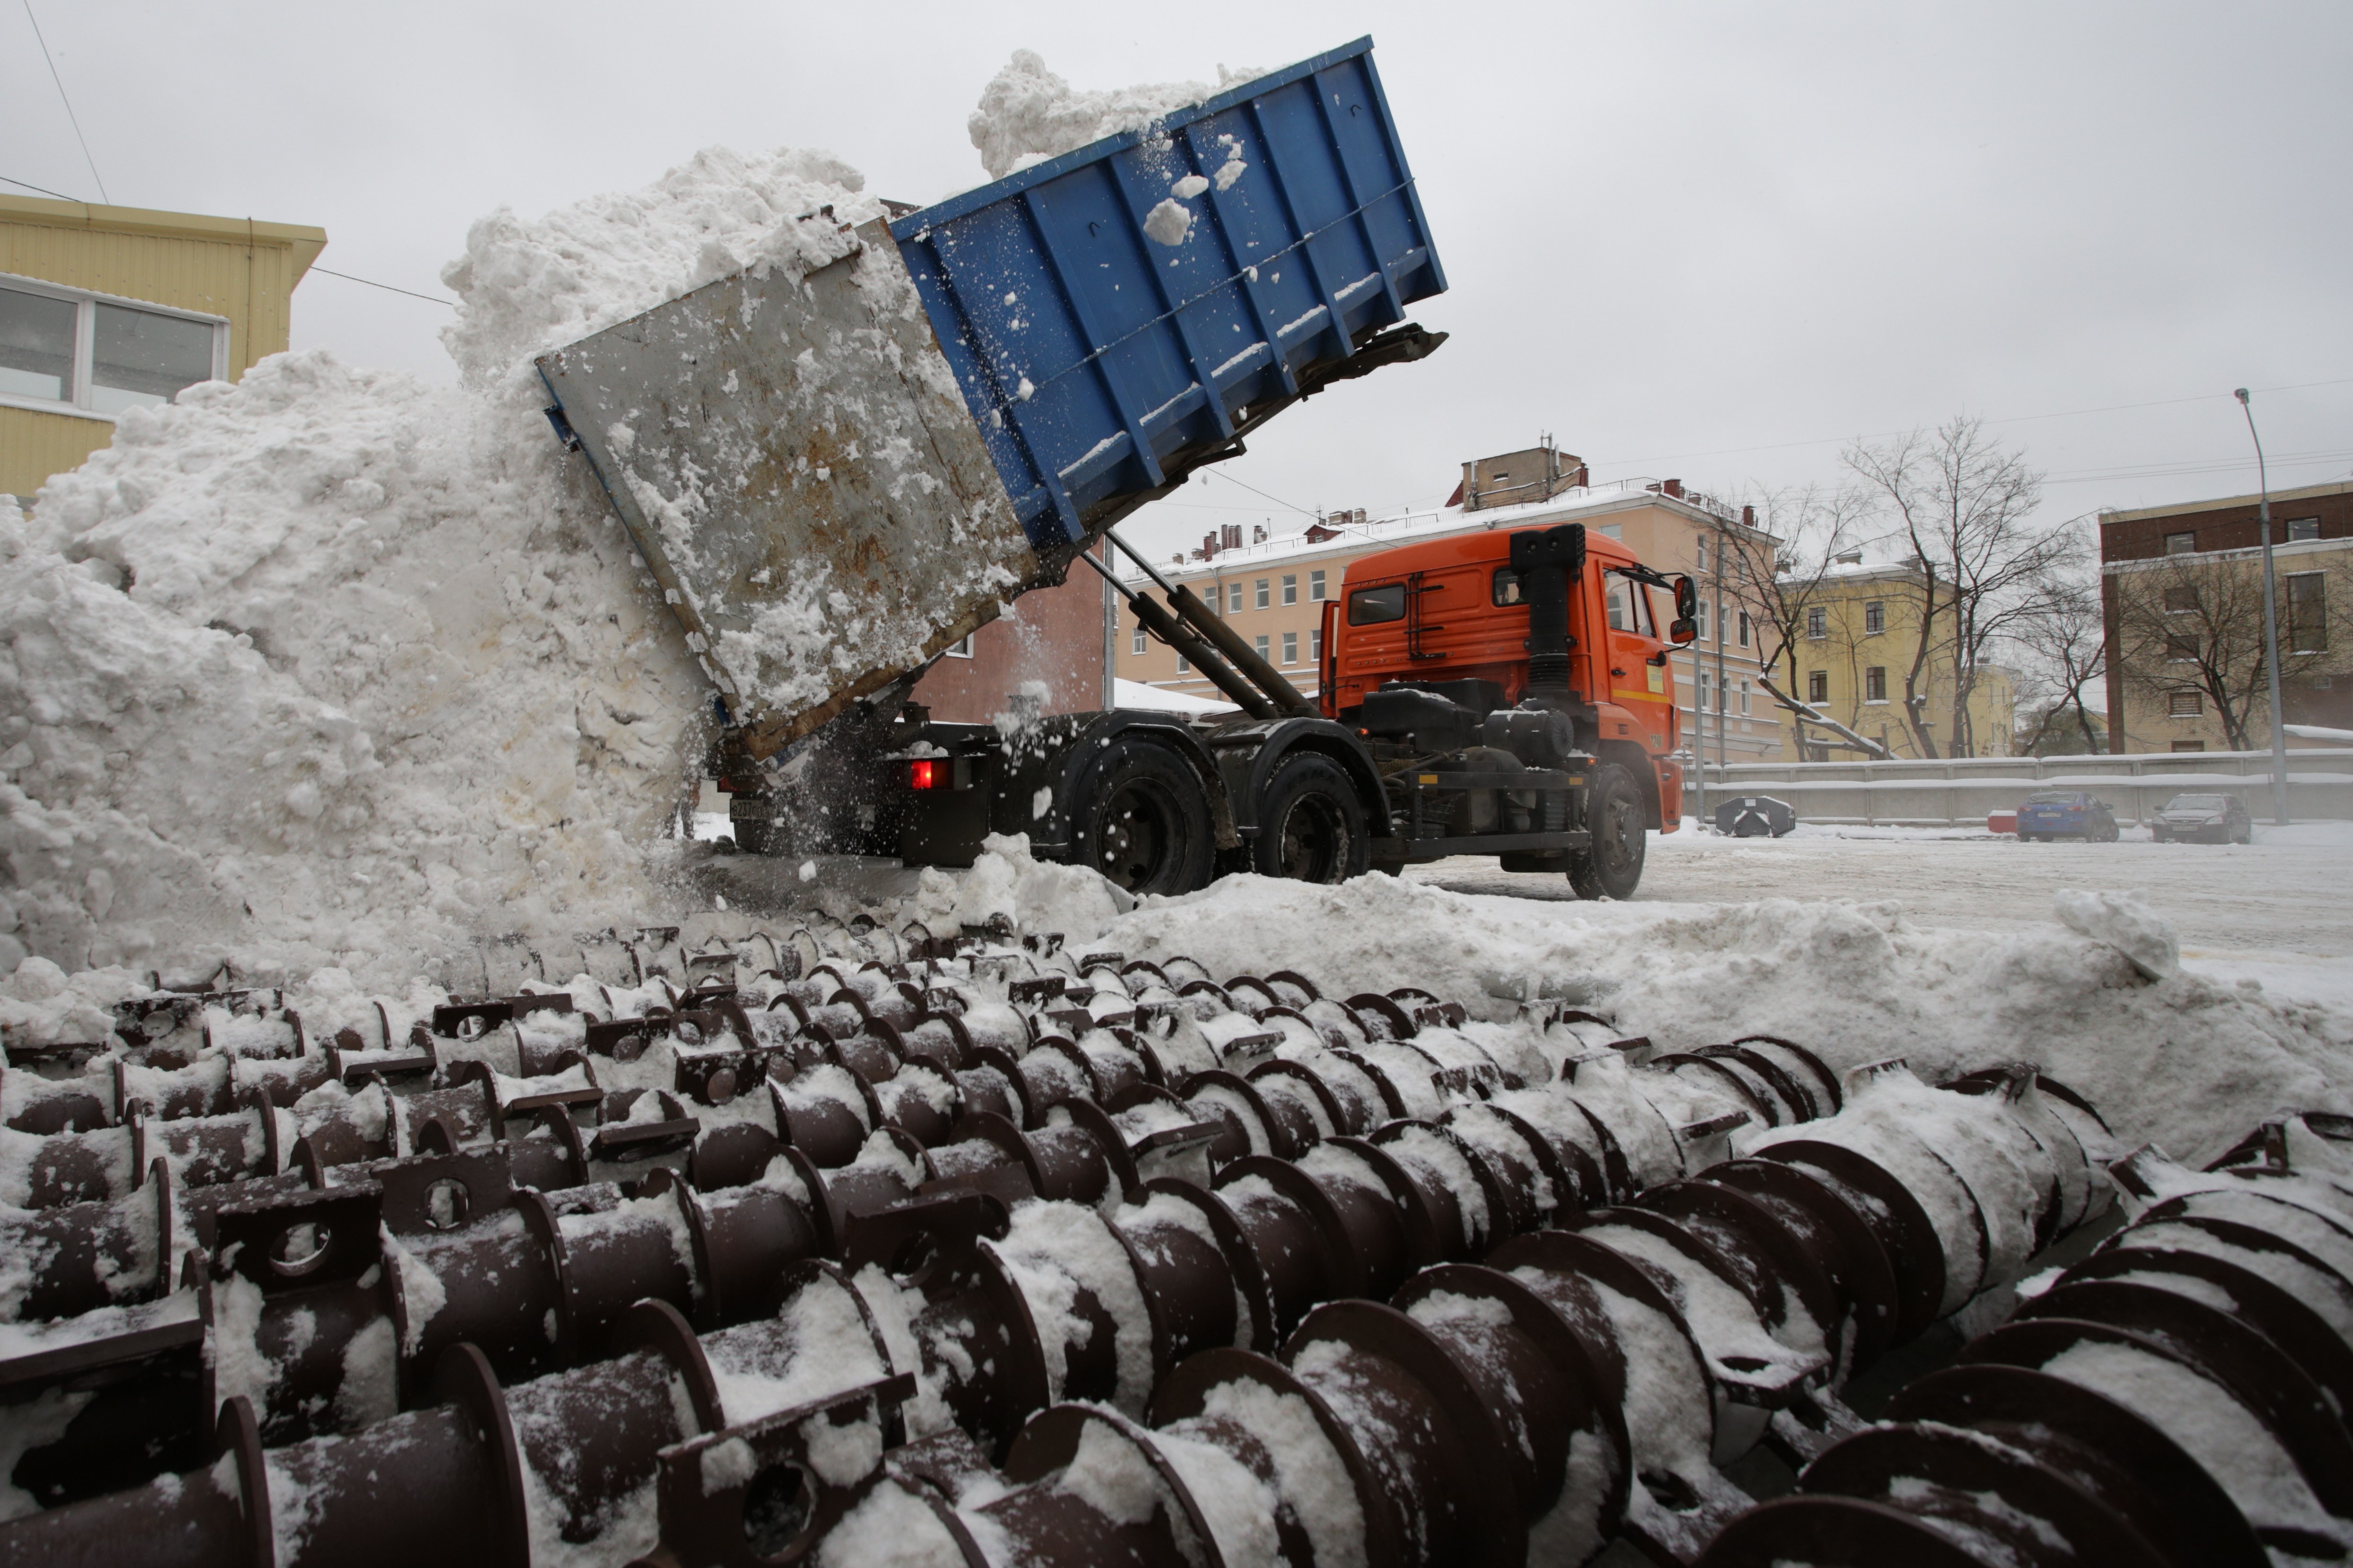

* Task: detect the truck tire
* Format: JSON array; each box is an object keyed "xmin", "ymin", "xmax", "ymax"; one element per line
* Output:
[
  {"xmin": 1069, "ymin": 738, "xmax": 1215, "ymax": 896},
  {"xmin": 1252, "ymin": 753, "xmax": 1370, "ymax": 883},
  {"xmin": 1568, "ymin": 762, "xmax": 1646, "ymax": 900}
]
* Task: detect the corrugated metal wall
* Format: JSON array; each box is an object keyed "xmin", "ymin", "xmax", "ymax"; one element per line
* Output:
[{"xmin": 1, "ymin": 206, "xmax": 322, "ymax": 500}]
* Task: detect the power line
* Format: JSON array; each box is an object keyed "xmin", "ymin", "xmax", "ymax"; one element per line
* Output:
[
  {"xmin": 308, "ymin": 266, "xmax": 457, "ymax": 308},
  {"xmin": 1591, "ymin": 376, "xmax": 2353, "ymax": 475},
  {"xmin": 19, "ymin": 0, "xmax": 107, "ymax": 205},
  {"xmin": 1200, "ymin": 466, "xmax": 1314, "ymax": 516},
  {"xmin": 2, "ymin": 175, "xmax": 455, "ymax": 308},
  {"xmin": 0, "ymin": 171, "xmax": 79, "ymax": 202}
]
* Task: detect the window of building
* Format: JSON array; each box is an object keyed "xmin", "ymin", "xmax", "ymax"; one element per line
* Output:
[
  {"xmin": 1309, "ymin": 627, "xmax": 1322, "ymax": 663},
  {"xmin": 1865, "ymin": 666, "xmax": 1887, "ymax": 703},
  {"xmin": 1281, "ymin": 631, "xmax": 1298, "ymax": 665},
  {"xmin": 1254, "ymin": 634, "xmax": 1270, "ymax": 660},
  {"xmin": 943, "ymin": 635, "xmax": 974, "ymax": 658},
  {"xmin": 1695, "ymin": 600, "xmax": 1709, "ymax": 641},
  {"xmin": 2171, "ymin": 740, "xmax": 2205, "ymax": 752},
  {"xmin": 1308, "ymin": 569, "xmax": 1327, "ymax": 601},
  {"xmin": 2168, "ymin": 690, "xmax": 2203, "ymax": 717},
  {"xmin": 2164, "ymin": 586, "xmax": 2198, "ymax": 613},
  {"xmin": 1254, "ymin": 579, "xmax": 1269, "ymax": 610},
  {"xmin": 1132, "ymin": 626, "xmax": 1147, "ymax": 656},
  {"xmin": 0, "ymin": 279, "xmax": 228, "ymax": 418},
  {"xmin": 2164, "ymin": 531, "xmax": 2197, "ymax": 555},
  {"xmin": 1226, "ymin": 581, "xmax": 1243, "ymax": 614},
  {"xmin": 1806, "ymin": 606, "xmax": 1827, "ymax": 640},
  {"xmin": 1281, "ymin": 574, "xmax": 1298, "ymax": 606},
  {"xmin": 2288, "ymin": 571, "xmax": 2328, "ymax": 653},
  {"xmin": 2287, "ymin": 517, "xmax": 2321, "ymax": 543},
  {"xmin": 1863, "ymin": 601, "xmax": 1885, "ymax": 636},
  {"xmin": 2166, "ymin": 633, "xmax": 2199, "ymax": 662},
  {"xmin": 1808, "ymin": 670, "xmax": 1829, "ymax": 704},
  {"xmin": 1737, "ymin": 610, "xmax": 1752, "ymax": 648},
  {"xmin": 1696, "ymin": 671, "xmax": 1711, "ymax": 713},
  {"xmin": 1738, "ymin": 679, "xmax": 1751, "ymax": 716},
  {"xmin": 1695, "ymin": 538, "xmax": 1709, "ymax": 573},
  {"xmin": 1176, "ymin": 652, "xmax": 1190, "ymax": 673}
]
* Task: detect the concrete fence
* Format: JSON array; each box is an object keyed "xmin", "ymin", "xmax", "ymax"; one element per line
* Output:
[{"xmin": 1690, "ymin": 747, "xmax": 2353, "ymax": 827}]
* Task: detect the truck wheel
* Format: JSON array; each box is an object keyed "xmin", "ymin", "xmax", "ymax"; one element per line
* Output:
[
  {"xmin": 1568, "ymin": 763, "xmax": 1646, "ymax": 900},
  {"xmin": 1070, "ymin": 739, "xmax": 1214, "ymax": 896},
  {"xmin": 1252, "ymin": 753, "xmax": 1370, "ymax": 883}
]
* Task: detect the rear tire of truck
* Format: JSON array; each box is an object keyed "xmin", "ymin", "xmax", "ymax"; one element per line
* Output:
[
  {"xmin": 1252, "ymin": 754, "xmax": 1370, "ymax": 884},
  {"xmin": 1070, "ymin": 739, "xmax": 1214, "ymax": 897},
  {"xmin": 1568, "ymin": 763, "xmax": 1646, "ymax": 900}
]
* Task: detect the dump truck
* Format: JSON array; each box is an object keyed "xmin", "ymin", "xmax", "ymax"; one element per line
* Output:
[{"xmin": 536, "ymin": 36, "xmax": 1696, "ymax": 900}]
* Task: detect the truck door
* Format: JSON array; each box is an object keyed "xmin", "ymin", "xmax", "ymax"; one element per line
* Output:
[{"xmin": 1603, "ymin": 571, "xmax": 1675, "ymax": 754}]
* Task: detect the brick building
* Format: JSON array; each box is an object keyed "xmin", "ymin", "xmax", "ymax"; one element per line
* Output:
[{"xmin": 2100, "ymin": 480, "xmax": 2353, "ymax": 752}]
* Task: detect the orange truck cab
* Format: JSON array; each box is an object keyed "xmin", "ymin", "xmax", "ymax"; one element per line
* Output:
[
  {"xmin": 1318, "ymin": 521, "xmax": 1694, "ymax": 893},
  {"xmin": 870, "ymin": 520, "xmax": 1695, "ymax": 902}
]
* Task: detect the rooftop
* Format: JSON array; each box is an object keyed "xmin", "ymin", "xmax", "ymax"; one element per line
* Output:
[
  {"xmin": 1126, "ymin": 476, "xmax": 1761, "ymax": 583},
  {"xmin": 2099, "ymin": 479, "xmax": 2351, "ymax": 525}
]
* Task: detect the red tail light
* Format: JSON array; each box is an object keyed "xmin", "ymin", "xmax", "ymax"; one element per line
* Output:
[{"xmin": 910, "ymin": 759, "xmax": 940, "ymax": 789}]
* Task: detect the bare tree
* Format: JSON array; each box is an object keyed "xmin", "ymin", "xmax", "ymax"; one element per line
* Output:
[
  {"xmin": 1721, "ymin": 482, "xmax": 1882, "ymax": 755},
  {"xmin": 2112, "ymin": 551, "xmax": 2353, "ymax": 750},
  {"xmin": 1843, "ymin": 419, "xmax": 2070, "ymax": 757},
  {"xmin": 2009, "ymin": 562, "xmax": 2108, "ymax": 755}
]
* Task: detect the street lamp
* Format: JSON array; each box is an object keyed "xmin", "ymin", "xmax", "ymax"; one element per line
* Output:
[{"xmin": 2234, "ymin": 388, "xmax": 2292, "ymax": 826}]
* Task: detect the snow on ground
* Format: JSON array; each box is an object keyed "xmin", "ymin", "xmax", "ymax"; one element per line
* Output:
[{"xmin": 660, "ymin": 823, "xmax": 2353, "ymax": 1169}]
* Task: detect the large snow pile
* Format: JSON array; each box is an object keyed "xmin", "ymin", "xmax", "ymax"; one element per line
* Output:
[
  {"xmin": 968, "ymin": 52, "xmax": 1266, "ymax": 180},
  {"xmin": 439, "ymin": 146, "xmax": 882, "ymax": 386},
  {"xmin": 0, "ymin": 148, "xmax": 880, "ymax": 987},
  {"xmin": 967, "ymin": 852, "xmax": 2353, "ymax": 1165}
]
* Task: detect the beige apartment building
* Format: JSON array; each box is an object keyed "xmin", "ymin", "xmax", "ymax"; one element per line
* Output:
[
  {"xmin": 1118, "ymin": 446, "xmax": 1788, "ymax": 764},
  {"xmin": 2, "ymin": 193, "xmax": 325, "ymax": 501},
  {"xmin": 1781, "ymin": 555, "xmax": 2018, "ymax": 760}
]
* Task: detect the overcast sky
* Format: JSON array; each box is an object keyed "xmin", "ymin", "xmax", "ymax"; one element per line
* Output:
[{"xmin": 7, "ymin": 1, "xmax": 2348, "ymax": 564}]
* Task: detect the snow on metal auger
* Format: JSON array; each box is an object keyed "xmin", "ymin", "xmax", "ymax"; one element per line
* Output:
[{"xmin": 0, "ymin": 920, "xmax": 2111, "ymax": 1567}]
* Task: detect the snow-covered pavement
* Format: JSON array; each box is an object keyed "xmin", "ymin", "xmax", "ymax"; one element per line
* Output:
[{"xmin": 1411, "ymin": 820, "xmax": 2353, "ymax": 956}]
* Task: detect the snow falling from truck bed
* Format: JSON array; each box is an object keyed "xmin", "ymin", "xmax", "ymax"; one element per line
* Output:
[
  {"xmin": 0, "ymin": 148, "xmax": 888, "ymax": 985},
  {"xmin": 966, "ymin": 52, "xmax": 1269, "ymax": 180}
]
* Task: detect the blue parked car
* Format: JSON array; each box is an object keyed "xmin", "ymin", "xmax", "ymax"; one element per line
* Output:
[{"xmin": 2016, "ymin": 790, "xmax": 2119, "ymax": 842}]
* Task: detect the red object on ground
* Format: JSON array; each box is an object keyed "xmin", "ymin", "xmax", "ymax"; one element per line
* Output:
[{"xmin": 1988, "ymin": 811, "xmax": 2018, "ymax": 835}]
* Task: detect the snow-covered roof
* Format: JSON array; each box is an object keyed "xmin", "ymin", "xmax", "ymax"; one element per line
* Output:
[{"xmin": 1126, "ymin": 478, "xmax": 1752, "ymax": 584}]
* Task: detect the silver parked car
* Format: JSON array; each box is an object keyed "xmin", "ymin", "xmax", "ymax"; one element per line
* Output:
[{"xmin": 2151, "ymin": 792, "xmax": 2253, "ymax": 844}]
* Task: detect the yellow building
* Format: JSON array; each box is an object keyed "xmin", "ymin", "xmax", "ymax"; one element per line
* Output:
[
  {"xmin": 1120, "ymin": 448, "xmax": 1789, "ymax": 764},
  {"xmin": 1782, "ymin": 555, "xmax": 2017, "ymax": 759},
  {"xmin": 2, "ymin": 193, "xmax": 326, "ymax": 501}
]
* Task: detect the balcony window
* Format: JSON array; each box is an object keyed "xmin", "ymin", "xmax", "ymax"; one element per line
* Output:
[{"xmin": 0, "ymin": 278, "xmax": 227, "ymax": 418}]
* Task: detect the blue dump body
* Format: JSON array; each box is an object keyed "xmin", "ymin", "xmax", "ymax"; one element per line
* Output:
[{"xmin": 891, "ymin": 36, "xmax": 1445, "ymax": 552}]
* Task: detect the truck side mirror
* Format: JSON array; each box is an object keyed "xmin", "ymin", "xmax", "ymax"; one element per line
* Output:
[
  {"xmin": 1674, "ymin": 575, "xmax": 1698, "ymax": 620},
  {"xmin": 1669, "ymin": 617, "xmax": 1698, "ymax": 645}
]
